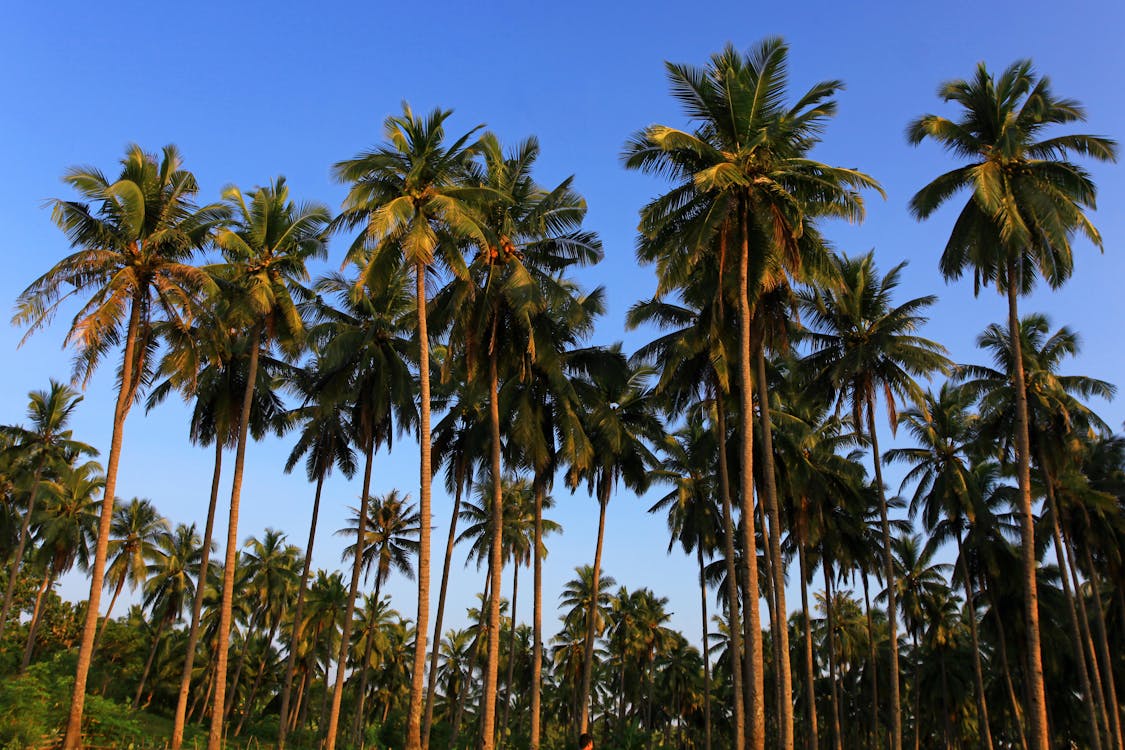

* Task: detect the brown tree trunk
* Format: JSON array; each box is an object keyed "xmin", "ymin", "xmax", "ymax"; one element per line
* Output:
[
  {"xmin": 798, "ymin": 538, "xmax": 817, "ymax": 750},
  {"xmin": 93, "ymin": 573, "xmax": 126, "ymax": 653},
  {"xmin": 1061, "ymin": 529, "xmax": 1113, "ymax": 746},
  {"xmin": 423, "ymin": 461, "xmax": 467, "ymax": 748},
  {"xmin": 986, "ymin": 578, "xmax": 1029, "ymax": 750},
  {"xmin": 325, "ymin": 431, "xmax": 376, "ymax": 750},
  {"xmin": 235, "ymin": 611, "xmax": 282, "ymax": 737},
  {"xmin": 406, "ymin": 260, "xmax": 435, "ymax": 750},
  {"xmin": 738, "ymin": 210, "xmax": 765, "ymax": 750},
  {"xmin": 700, "ymin": 544, "xmax": 713, "ymax": 750},
  {"xmin": 480, "ymin": 338, "xmax": 505, "ymax": 750},
  {"xmin": 207, "ymin": 322, "xmax": 262, "ymax": 750},
  {"xmin": 823, "ymin": 559, "xmax": 843, "ymax": 750},
  {"xmin": 277, "ymin": 469, "xmax": 325, "ymax": 750},
  {"xmin": 0, "ymin": 467, "xmax": 43, "ymax": 646},
  {"xmin": 955, "ymin": 531, "xmax": 994, "ymax": 750},
  {"xmin": 62, "ymin": 295, "xmax": 143, "ymax": 750},
  {"xmin": 715, "ymin": 389, "xmax": 747, "ymax": 750},
  {"xmin": 530, "ymin": 475, "xmax": 545, "ymax": 750},
  {"xmin": 500, "ymin": 563, "xmax": 520, "ymax": 741},
  {"xmin": 579, "ymin": 484, "xmax": 609, "ymax": 733},
  {"xmin": 172, "ymin": 439, "xmax": 222, "ymax": 749},
  {"xmin": 866, "ymin": 399, "xmax": 903, "ymax": 750},
  {"xmin": 1006, "ymin": 269, "xmax": 1050, "ymax": 750},
  {"xmin": 133, "ymin": 616, "xmax": 168, "ymax": 709},
  {"xmin": 862, "ymin": 571, "xmax": 880, "ymax": 748},
  {"xmin": 1082, "ymin": 536, "xmax": 1124, "ymax": 750},
  {"xmin": 756, "ymin": 348, "xmax": 793, "ymax": 750},
  {"xmin": 21, "ymin": 567, "xmax": 53, "ymax": 671}
]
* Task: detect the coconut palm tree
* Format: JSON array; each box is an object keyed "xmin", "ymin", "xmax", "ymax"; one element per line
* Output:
[
  {"xmin": 624, "ymin": 41, "xmax": 880, "ymax": 750},
  {"xmin": 0, "ymin": 381, "xmax": 96, "ymax": 646},
  {"xmin": 206, "ymin": 177, "xmax": 329, "ymax": 749},
  {"xmin": 96, "ymin": 497, "xmax": 168, "ymax": 648},
  {"xmin": 908, "ymin": 61, "xmax": 1117, "ymax": 750},
  {"xmin": 333, "ymin": 104, "xmax": 489, "ymax": 750},
  {"xmin": 12, "ymin": 146, "xmax": 225, "ymax": 749},
  {"xmin": 801, "ymin": 251, "xmax": 950, "ymax": 750},
  {"xmin": 20, "ymin": 458, "xmax": 102, "ymax": 670}
]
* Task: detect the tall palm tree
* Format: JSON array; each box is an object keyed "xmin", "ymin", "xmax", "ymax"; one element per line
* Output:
[
  {"xmin": 96, "ymin": 497, "xmax": 168, "ymax": 648},
  {"xmin": 333, "ymin": 104, "xmax": 488, "ymax": 750},
  {"xmin": 207, "ymin": 177, "xmax": 329, "ymax": 750},
  {"xmin": 0, "ymin": 380, "xmax": 96, "ymax": 645},
  {"xmin": 801, "ymin": 251, "xmax": 950, "ymax": 750},
  {"xmin": 908, "ymin": 61, "xmax": 1117, "ymax": 750},
  {"xmin": 567, "ymin": 353, "xmax": 659, "ymax": 734},
  {"xmin": 13, "ymin": 145, "xmax": 225, "ymax": 749},
  {"xmin": 624, "ymin": 41, "xmax": 879, "ymax": 750},
  {"xmin": 277, "ymin": 359, "xmax": 357, "ymax": 750}
]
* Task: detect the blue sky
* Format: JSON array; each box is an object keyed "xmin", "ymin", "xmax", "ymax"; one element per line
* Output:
[{"xmin": 2, "ymin": 0, "xmax": 1123, "ymax": 643}]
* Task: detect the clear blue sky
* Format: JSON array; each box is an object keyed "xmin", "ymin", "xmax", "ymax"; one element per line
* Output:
[{"xmin": 2, "ymin": 0, "xmax": 1123, "ymax": 643}]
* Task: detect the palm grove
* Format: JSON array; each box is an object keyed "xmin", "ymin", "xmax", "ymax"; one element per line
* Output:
[{"xmin": 1, "ymin": 38, "xmax": 1121, "ymax": 750}]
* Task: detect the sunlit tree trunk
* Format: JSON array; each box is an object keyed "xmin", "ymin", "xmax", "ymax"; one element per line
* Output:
[
  {"xmin": 480, "ymin": 337, "xmax": 505, "ymax": 750},
  {"xmin": 954, "ymin": 531, "xmax": 994, "ymax": 750},
  {"xmin": 798, "ymin": 538, "xmax": 817, "ymax": 750},
  {"xmin": 579, "ymin": 481, "xmax": 609, "ymax": 733}
]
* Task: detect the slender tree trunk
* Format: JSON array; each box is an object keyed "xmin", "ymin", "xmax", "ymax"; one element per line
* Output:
[
  {"xmin": 1005, "ymin": 270, "xmax": 1050, "ymax": 750},
  {"xmin": 207, "ymin": 323, "xmax": 262, "ymax": 750},
  {"xmin": 1082, "ymin": 536, "xmax": 1124, "ymax": 750},
  {"xmin": 133, "ymin": 616, "xmax": 168, "ymax": 709},
  {"xmin": 866, "ymin": 400, "xmax": 903, "ymax": 750},
  {"xmin": 986, "ymin": 578, "xmax": 1029, "ymax": 750},
  {"xmin": 291, "ymin": 660, "xmax": 309, "ymax": 734},
  {"xmin": 325, "ymin": 432, "xmax": 376, "ymax": 750},
  {"xmin": 862, "ymin": 570, "xmax": 881, "ymax": 749},
  {"xmin": 699, "ymin": 545, "xmax": 713, "ymax": 750},
  {"xmin": 1040, "ymin": 476, "xmax": 1103, "ymax": 750},
  {"xmin": 278, "ymin": 469, "xmax": 325, "ymax": 750},
  {"xmin": 1061, "ymin": 528, "xmax": 1113, "ymax": 747},
  {"xmin": 500, "ymin": 563, "xmax": 520, "ymax": 741},
  {"xmin": 453, "ymin": 568, "xmax": 491, "ymax": 749},
  {"xmin": 530, "ymin": 476, "xmax": 545, "ymax": 750},
  {"xmin": 406, "ymin": 260, "xmax": 435, "ymax": 750},
  {"xmin": 235, "ymin": 612, "xmax": 281, "ymax": 737},
  {"xmin": 424, "ymin": 463, "xmax": 467, "ymax": 748},
  {"xmin": 93, "ymin": 573, "xmax": 126, "ymax": 653},
  {"xmin": 823, "ymin": 559, "xmax": 842, "ymax": 750},
  {"xmin": 20, "ymin": 567, "xmax": 53, "ymax": 671},
  {"xmin": 579, "ymin": 485, "xmax": 609, "ymax": 733},
  {"xmin": 224, "ymin": 621, "xmax": 256, "ymax": 720},
  {"xmin": 715, "ymin": 391, "xmax": 747, "ymax": 750},
  {"xmin": 912, "ymin": 632, "xmax": 922, "ymax": 750},
  {"xmin": 172, "ymin": 440, "xmax": 222, "ymax": 749},
  {"xmin": 940, "ymin": 652, "xmax": 952, "ymax": 749},
  {"xmin": 738, "ymin": 212, "xmax": 765, "ymax": 750},
  {"xmin": 756, "ymin": 349, "xmax": 794, "ymax": 750},
  {"xmin": 955, "ymin": 531, "xmax": 994, "ymax": 750},
  {"xmin": 481, "ymin": 339, "xmax": 505, "ymax": 750},
  {"xmin": 62, "ymin": 296, "xmax": 143, "ymax": 750},
  {"xmin": 798, "ymin": 538, "xmax": 817, "ymax": 750},
  {"xmin": 352, "ymin": 581, "xmax": 381, "ymax": 749},
  {"xmin": 0, "ymin": 467, "xmax": 43, "ymax": 646}
]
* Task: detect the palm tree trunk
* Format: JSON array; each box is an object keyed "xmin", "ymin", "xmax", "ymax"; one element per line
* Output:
[
  {"xmin": 985, "ymin": 577, "xmax": 1029, "ymax": 750},
  {"xmin": 481, "ymin": 337, "xmax": 505, "ymax": 750},
  {"xmin": 1005, "ymin": 267, "xmax": 1050, "ymax": 750},
  {"xmin": 954, "ymin": 531, "xmax": 994, "ymax": 750},
  {"xmin": 1061, "ymin": 529, "xmax": 1113, "ymax": 747},
  {"xmin": 62, "ymin": 295, "xmax": 143, "ymax": 750},
  {"xmin": 714, "ymin": 389, "xmax": 747, "ymax": 750},
  {"xmin": 133, "ymin": 616, "xmax": 168, "ymax": 709},
  {"xmin": 823, "ymin": 559, "xmax": 842, "ymax": 750},
  {"xmin": 699, "ymin": 544, "xmax": 713, "ymax": 750},
  {"xmin": 500, "ymin": 562, "xmax": 520, "ymax": 741},
  {"xmin": 224, "ymin": 622, "xmax": 255, "ymax": 720},
  {"xmin": 21, "ymin": 567, "xmax": 53, "ymax": 671},
  {"xmin": 866, "ymin": 400, "xmax": 903, "ymax": 750},
  {"xmin": 1081, "ymin": 535, "xmax": 1124, "ymax": 750},
  {"xmin": 278, "ymin": 469, "xmax": 325, "ymax": 750},
  {"xmin": 352, "ymin": 583, "xmax": 380, "ymax": 748},
  {"xmin": 325, "ymin": 432, "xmax": 376, "ymax": 750},
  {"xmin": 235, "ymin": 612, "xmax": 282, "ymax": 737},
  {"xmin": 912, "ymin": 632, "xmax": 922, "ymax": 750},
  {"xmin": 171, "ymin": 439, "xmax": 222, "ymax": 749},
  {"xmin": 0, "ymin": 468, "xmax": 43, "ymax": 645},
  {"xmin": 530, "ymin": 475, "xmax": 546, "ymax": 750},
  {"xmin": 756, "ymin": 348, "xmax": 794, "ymax": 750},
  {"xmin": 737, "ymin": 210, "xmax": 765, "ymax": 750},
  {"xmin": 93, "ymin": 573, "xmax": 126, "ymax": 653},
  {"xmin": 453, "ymin": 568, "xmax": 491, "ymax": 748},
  {"xmin": 579, "ymin": 483, "xmax": 609, "ymax": 733},
  {"xmin": 406, "ymin": 260, "xmax": 435, "ymax": 750},
  {"xmin": 862, "ymin": 570, "xmax": 880, "ymax": 748},
  {"xmin": 798, "ymin": 538, "xmax": 817, "ymax": 750},
  {"xmin": 1040, "ymin": 475, "xmax": 1104, "ymax": 750},
  {"xmin": 423, "ymin": 463, "xmax": 467, "ymax": 748},
  {"xmin": 207, "ymin": 321, "xmax": 262, "ymax": 750}
]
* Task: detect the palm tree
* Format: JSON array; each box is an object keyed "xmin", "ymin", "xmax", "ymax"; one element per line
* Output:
[
  {"xmin": 624, "ymin": 41, "xmax": 880, "ymax": 750},
  {"xmin": 96, "ymin": 497, "xmax": 168, "ymax": 648},
  {"xmin": 908, "ymin": 61, "xmax": 1117, "ymax": 750},
  {"xmin": 567, "ymin": 353, "xmax": 659, "ymax": 734},
  {"xmin": 0, "ymin": 380, "xmax": 96, "ymax": 646},
  {"xmin": 12, "ymin": 145, "xmax": 225, "ymax": 749},
  {"xmin": 136, "ymin": 522, "xmax": 201, "ymax": 708},
  {"xmin": 207, "ymin": 177, "xmax": 329, "ymax": 750},
  {"xmin": 333, "ymin": 105, "xmax": 489, "ymax": 750},
  {"xmin": 801, "ymin": 251, "xmax": 950, "ymax": 750},
  {"xmin": 21, "ymin": 459, "xmax": 102, "ymax": 670},
  {"xmin": 277, "ymin": 359, "xmax": 358, "ymax": 750}
]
